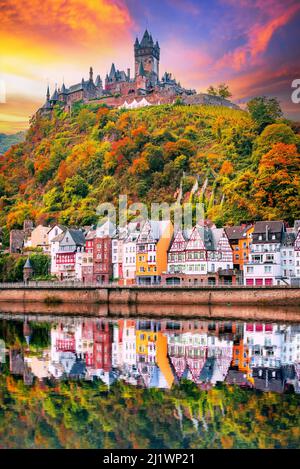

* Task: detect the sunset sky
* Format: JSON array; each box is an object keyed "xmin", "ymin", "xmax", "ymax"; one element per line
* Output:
[{"xmin": 0, "ymin": 0, "xmax": 300, "ymax": 133}]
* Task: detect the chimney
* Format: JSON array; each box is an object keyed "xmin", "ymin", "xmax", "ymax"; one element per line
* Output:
[
  {"xmin": 266, "ymin": 224, "xmax": 269, "ymax": 241},
  {"xmin": 127, "ymin": 68, "xmax": 130, "ymax": 80}
]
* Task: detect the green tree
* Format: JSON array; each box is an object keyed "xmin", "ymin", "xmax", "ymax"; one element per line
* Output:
[
  {"xmin": 63, "ymin": 175, "xmax": 89, "ymax": 200},
  {"xmin": 77, "ymin": 108, "xmax": 97, "ymax": 132},
  {"xmin": 217, "ymin": 83, "xmax": 232, "ymax": 99},
  {"xmin": 207, "ymin": 85, "xmax": 218, "ymax": 96},
  {"xmin": 247, "ymin": 96, "xmax": 283, "ymax": 133}
]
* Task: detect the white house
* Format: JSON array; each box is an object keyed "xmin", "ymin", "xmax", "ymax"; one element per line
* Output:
[
  {"xmin": 244, "ymin": 221, "xmax": 285, "ymax": 286},
  {"xmin": 122, "ymin": 222, "xmax": 141, "ymax": 285}
]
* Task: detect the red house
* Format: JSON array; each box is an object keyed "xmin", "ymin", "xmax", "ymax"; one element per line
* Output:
[{"xmin": 93, "ymin": 236, "xmax": 112, "ymax": 283}]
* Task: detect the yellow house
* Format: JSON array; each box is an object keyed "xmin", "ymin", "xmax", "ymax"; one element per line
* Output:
[{"xmin": 136, "ymin": 220, "xmax": 173, "ymax": 285}]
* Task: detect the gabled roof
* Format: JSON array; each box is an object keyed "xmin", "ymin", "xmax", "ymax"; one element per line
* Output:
[
  {"xmin": 67, "ymin": 229, "xmax": 85, "ymax": 246},
  {"xmin": 225, "ymin": 225, "xmax": 251, "ymax": 241},
  {"xmin": 253, "ymin": 220, "xmax": 284, "ymax": 234},
  {"xmin": 96, "ymin": 219, "xmax": 116, "ymax": 238},
  {"xmin": 51, "ymin": 232, "xmax": 65, "ymax": 243}
]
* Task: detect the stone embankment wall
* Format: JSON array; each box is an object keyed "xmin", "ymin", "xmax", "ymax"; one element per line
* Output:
[{"xmin": 0, "ymin": 285, "xmax": 300, "ymax": 307}]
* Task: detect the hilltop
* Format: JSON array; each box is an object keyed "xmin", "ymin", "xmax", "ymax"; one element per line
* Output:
[{"xmin": 0, "ymin": 102, "xmax": 299, "ymax": 232}]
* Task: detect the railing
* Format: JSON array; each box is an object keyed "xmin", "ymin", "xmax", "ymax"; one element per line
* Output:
[{"xmin": 0, "ymin": 281, "xmax": 297, "ymax": 289}]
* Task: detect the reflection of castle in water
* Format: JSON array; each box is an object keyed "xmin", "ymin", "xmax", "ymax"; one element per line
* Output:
[{"xmin": 3, "ymin": 318, "xmax": 300, "ymax": 394}]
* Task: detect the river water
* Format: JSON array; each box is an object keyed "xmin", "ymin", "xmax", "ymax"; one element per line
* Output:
[{"xmin": 0, "ymin": 307, "xmax": 299, "ymax": 449}]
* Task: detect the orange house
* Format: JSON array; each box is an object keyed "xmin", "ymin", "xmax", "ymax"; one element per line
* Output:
[{"xmin": 225, "ymin": 225, "xmax": 253, "ymax": 270}]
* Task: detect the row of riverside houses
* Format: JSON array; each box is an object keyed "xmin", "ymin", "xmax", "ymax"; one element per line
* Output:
[{"xmin": 8, "ymin": 218, "xmax": 300, "ymax": 286}]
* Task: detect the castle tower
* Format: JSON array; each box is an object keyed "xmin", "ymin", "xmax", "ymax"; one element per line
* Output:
[
  {"xmin": 23, "ymin": 257, "xmax": 33, "ymax": 284},
  {"xmin": 89, "ymin": 66, "xmax": 93, "ymax": 83},
  {"xmin": 134, "ymin": 30, "xmax": 160, "ymax": 86}
]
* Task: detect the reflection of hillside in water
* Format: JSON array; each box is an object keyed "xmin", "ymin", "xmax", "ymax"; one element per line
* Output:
[{"xmin": 1, "ymin": 314, "xmax": 300, "ymax": 394}]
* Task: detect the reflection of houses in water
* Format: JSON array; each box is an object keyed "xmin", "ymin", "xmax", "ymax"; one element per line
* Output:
[
  {"xmin": 135, "ymin": 320, "xmax": 175, "ymax": 388},
  {"xmin": 112, "ymin": 319, "xmax": 137, "ymax": 368},
  {"xmin": 244, "ymin": 323, "xmax": 283, "ymax": 370},
  {"xmin": 25, "ymin": 350, "xmax": 51, "ymax": 381},
  {"xmin": 282, "ymin": 325, "xmax": 300, "ymax": 365},
  {"xmin": 252, "ymin": 367, "xmax": 285, "ymax": 393},
  {"xmin": 4, "ymin": 317, "xmax": 300, "ymax": 394},
  {"xmin": 167, "ymin": 332, "xmax": 207, "ymax": 384},
  {"xmin": 9, "ymin": 349, "xmax": 34, "ymax": 385}
]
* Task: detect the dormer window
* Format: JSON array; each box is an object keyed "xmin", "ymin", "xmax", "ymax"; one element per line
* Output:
[{"xmin": 272, "ymin": 235, "xmax": 276, "ymax": 240}]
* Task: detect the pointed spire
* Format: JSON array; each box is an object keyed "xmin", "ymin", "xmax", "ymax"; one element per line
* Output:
[
  {"xmin": 140, "ymin": 29, "xmax": 150, "ymax": 47},
  {"xmin": 109, "ymin": 63, "xmax": 116, "ymax": 79},
  {"xmin": 138, "ymin": 61, "xmax": 145, "ymax": 77},
  {"xmin": 61, "ymin": 82, "xmax": 67, "ymax": 93},
  {"xmin": 24, "ymin": 257, "xmax": 32, "ymax": 269},
  {"xmin": 95, "ymin": 74, "xmax": 102, "ymax": 87},
  {"xmin": 46, "ymin": 85, "xmax": 50, "ymax": 101},
  {"xmin": 50, "ymin": 83, "xmax": 58, "ymax": 101}
]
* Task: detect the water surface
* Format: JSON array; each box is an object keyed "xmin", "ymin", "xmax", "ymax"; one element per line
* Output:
[{"xmin": 0, "ymin": 310, "xmax": 299, "ymax": 449}]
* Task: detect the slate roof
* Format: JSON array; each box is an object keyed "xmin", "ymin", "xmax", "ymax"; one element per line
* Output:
[
  {"xmin": 225, "ymin": 225, "xmax": 251, "ymax": 241},
  {"xmin": 199, "ymin": 357, "xmax": 215, "ymax": 382},
  {"xmin": 253, "ymin": 220, "xmax": 284, "ymax": 234},
  {"xmin": 68, "ymin": 229, "xmax": 85, "ymax": 246}
]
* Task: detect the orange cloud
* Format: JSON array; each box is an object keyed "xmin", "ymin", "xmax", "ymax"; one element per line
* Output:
[
  {"xmin": 0, "ymin": 0, "xmax": 136, "ymax": 132},
  {"xmin": 0, "ymin": 0, "xmax": 133, "ymax": 47}
]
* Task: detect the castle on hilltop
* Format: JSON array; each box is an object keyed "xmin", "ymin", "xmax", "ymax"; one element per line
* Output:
[{"xmin": 40, "ymin": 30, "xmax": 238, "ymax": 112}]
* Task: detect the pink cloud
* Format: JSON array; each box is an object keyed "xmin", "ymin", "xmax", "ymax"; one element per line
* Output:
[{"xmin": 216, "ymin": 0, "xmax": 300, "ymax": 71}]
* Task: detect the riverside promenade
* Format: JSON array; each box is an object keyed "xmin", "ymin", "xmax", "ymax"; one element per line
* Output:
[{"xmin": 0, "ymin": 282, "xmax": 300, "ymax": 307}]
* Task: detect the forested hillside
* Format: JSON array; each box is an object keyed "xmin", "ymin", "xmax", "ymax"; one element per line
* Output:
[{"xmin": 0, "ymin": 102, "xmax": 299, "ymax": 231}]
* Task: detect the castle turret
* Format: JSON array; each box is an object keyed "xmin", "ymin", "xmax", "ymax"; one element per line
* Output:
[
  {"xmin": 138, "ymin": 61, "xmax": 146, "ymax": 77},
  {"xmin": 23, "ymin": 257, "xmax": 33, "ymax": 284},
  {"xmin": 89, "ymin": 66, "xmax": 93, "ymax": 83},
  {"xmin": 109, "ymin": 63, "xmax": 116, "ymax": 81},
  {"xmin": 41, "ymin": 85, "xmax": 52, "ymax": 111},
  {"xmin": 134, "ymin": 30, "xmax": 159, "ymax": 85},
  {"xmin": 50, "ymin": 85, "xmax": 59, "ymax": 104},
  {"xmin": 95, "ymin": 74, "xmax": 102, "ymax": 88}
]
